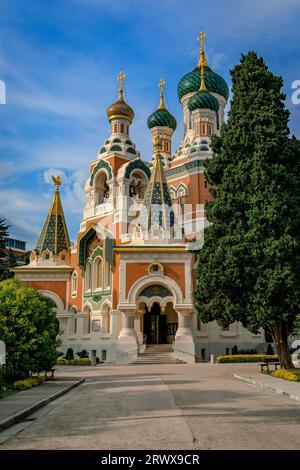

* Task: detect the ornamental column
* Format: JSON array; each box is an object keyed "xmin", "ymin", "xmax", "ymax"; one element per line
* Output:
[
  {"xmin": 174, "ymin": 307, "xmax": 195, "ymax": 363},
  {"xmin": 117, "ymin": 308, "xmax": 138, "ymax": 362},
  {"xmin": 134, "ymin": 308, "xmax": 145, "ymax": 345}
]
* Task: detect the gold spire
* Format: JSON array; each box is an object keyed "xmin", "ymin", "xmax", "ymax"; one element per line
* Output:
[
  {"xmin": 158, "ymin": 78, "xmax": 165, "ymax": 109},
  {"xmin": 197, "ymin": 30, "xmax": 207, "ymax": 91},
  {"xmin": 117, "ymin": 71, "xmax": 126, "ymax": 99}
]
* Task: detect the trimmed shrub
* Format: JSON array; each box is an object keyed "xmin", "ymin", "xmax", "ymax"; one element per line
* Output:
[
  {"xmin": 232, "ymin": 345, "xmax": 239, "ymax": 355},
  {"xmin": 65, "ymin": 348, "xmax": 74, "ymax": 361},
  {"xmin": 14, "ymin": 376, "xmax": 45, "ymax": 391},
  {"xmin": 216, "ymin": 354, "xmax": 278, "ymax": 363},
  {"xmin": 77, "ymin": 350, "xmax": 89, "ymax": 359},
  {"xmin": 56, "ymin": 358, "xmax": 91, "ymax": 366},
  {"xmin": 238, "ymin": 348, "xmax": 257, "ymax": 355},
  {"xmin": 271, "ymin": 369, "xmax": 299, "ymax": 382},
  {"xmin": 266, "ymin": 344, "xmax": 274, "ymax": 355},
  {"xmin": 56, "ymin": 357, "xmax": 68, "ymax": 365}
]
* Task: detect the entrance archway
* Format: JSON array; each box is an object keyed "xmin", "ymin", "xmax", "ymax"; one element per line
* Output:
[
  {"xmin": 143, "ymin": 301, "xmax": 178, "ymax": 345},
  {"xmin": 144, "ymin": 302, "xmax": 166, "ymax": 344}
]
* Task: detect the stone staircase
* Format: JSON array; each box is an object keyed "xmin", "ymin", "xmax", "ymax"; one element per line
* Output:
[{"xmin": 132, "ymin": 344, "xmax": 185, "ymax": 364}]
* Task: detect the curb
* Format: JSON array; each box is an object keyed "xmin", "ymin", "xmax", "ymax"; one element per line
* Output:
[
  {"xmin": 0, "ymin": 378, "xmax": 85, "ymax": 432},
  {"xmin": 233, "ymin": 373, "xmax": 300, "ymax": 403}
]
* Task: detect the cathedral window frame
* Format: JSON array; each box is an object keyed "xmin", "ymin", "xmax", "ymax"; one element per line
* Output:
[
  {"xmin": 84, "ymin": 260, "xmax": 92, "ymax": 293},
  {"xmin": 82, "ymin": 304, "xmax": 91, "ymax": 335},
  {"xmin": 71, "ymin": 272, "xmax": 78, "ymax": 297},
  {"xmin": 93, "ymin": 256, "xmax": 103, "ymax": 291}
]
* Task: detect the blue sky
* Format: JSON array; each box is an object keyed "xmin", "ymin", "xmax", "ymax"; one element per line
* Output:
[{"xmin": 1, "ymin": 0, "xmax": 300, "ymax": 249}]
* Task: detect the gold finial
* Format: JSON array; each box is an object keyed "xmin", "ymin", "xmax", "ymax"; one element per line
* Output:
[
  {"xmin": 152, "ymin": 135, "xmax": 162, "ymax": 155},
  {"xmin": 52, "ymin": 175, "xmax": 62, "ymax": 191},
  {"xmin": 158, "ymin": 78, "xmax": 165, "ymax": 109},
  {"xmin": 197, "ymin": 30, "xmax": 207, "ymax": 91},
  {"xmin": 197, "ymin": 30, "xmax": 207, "ymax": 68},
  {"xmin": 117, "ymin": 71, "xmax": 126, "ymax": 99}
]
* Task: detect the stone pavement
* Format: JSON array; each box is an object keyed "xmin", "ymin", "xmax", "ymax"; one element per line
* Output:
[
  {"xmin": 0, "ymin": 363, "xmax": 299, "ymax": 450},
  {"xmin": 234, "ymin": 370, "xmax": 300, "ymax": 402},
  {"xmin": 0, "ymin": 376, "xmax": 84, "ymax": 431}
]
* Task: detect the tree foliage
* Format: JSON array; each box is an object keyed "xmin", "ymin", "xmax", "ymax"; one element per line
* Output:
[
  {"xmin": 195, "ymin": 52, "xmax": 300, "ymax": 368},
  {"xmin": 0, "ymin": 279, "xmax": 59, "ymax": 377}
]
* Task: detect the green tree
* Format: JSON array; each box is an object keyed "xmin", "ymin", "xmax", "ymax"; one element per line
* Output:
[
  {"xmin": 0, "ymin": 279, "xmax": 59, "ymax": 378},
  {"xmin": 195, "ymin": 52, "xmax": 300, "ymax": 369},
  {"xmin": 0, "ymin": 218, "xmax": 9, "ymax": 281},
  {"xmin": 1, "ymin": 249, "xmax": 18, "ymax": 280}
]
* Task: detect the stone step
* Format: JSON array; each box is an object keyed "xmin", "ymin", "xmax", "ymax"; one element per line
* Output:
[{"xmin": 133, "ymin": 345, "xmax": 186, "ymax": 364}]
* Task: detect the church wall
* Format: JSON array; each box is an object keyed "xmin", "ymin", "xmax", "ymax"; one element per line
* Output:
[{"xmin": 25, "ymin": 280, "xmax": 67, "ymax": 308}]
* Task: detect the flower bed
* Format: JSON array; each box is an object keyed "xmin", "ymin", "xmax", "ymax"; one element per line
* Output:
[
  {"xmin": 271, "ymin": 369, "xmax": 300, "ymax": 382},
  {"xmin": 216, "ymin": 354, "xmax": 278, "ymax": 363},
  {"xmin": 14, "ymin": 375, "xmax": 45, "ymax": 391}
]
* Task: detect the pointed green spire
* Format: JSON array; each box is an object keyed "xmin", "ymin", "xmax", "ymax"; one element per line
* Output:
[{"xmin": 35, "ymin": 176, "xmax": 70, "ymax": 255}]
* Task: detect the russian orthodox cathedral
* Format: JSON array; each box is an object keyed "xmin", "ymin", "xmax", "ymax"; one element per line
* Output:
[{"xmin": 14, "ymin": 34, "xmax": 265, "ymax": 363}]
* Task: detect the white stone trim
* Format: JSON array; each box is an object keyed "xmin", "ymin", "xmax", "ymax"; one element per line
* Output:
[
  {"xmin": 126, "ymin": 274, "xmax": 183, "ymax": 305},
  {"xmin": 38, "ymin": 290, "xmax": 65, "ymax": 314}
]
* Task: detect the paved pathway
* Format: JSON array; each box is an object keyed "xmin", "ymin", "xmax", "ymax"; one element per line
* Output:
[{"xmin": 0, "ymin": 363, "xmax": 299, "ymax": 450}]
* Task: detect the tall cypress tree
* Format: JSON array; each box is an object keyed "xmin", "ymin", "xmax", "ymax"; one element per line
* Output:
[{"xmin": 195, "ymin": 52, "xmax": 300, "ymax": 369}]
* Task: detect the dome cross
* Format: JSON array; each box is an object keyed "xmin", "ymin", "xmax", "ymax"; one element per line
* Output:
[
  {"xmin": 117, "ymin": 71, "xmax": 126, "ymax": 98},
  {"xmin": 159, "ymin": 78, "xmax": 166, "ymax": 109}
]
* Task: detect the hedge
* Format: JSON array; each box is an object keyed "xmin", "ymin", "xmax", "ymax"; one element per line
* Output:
[
  {"xmin": 14, "ymin": 376, "xmax": 45, "ymax": 391},
  {"xmin": 216, "ymin": 354, "xmax": 278, "ymax": 363},
  {"xmin": 57, "ymin": 357, "xmax": 91, "ymax": 366},
  {"xmin": 271, "ymin": 369, "xmax": 299, "ymax": 382}
]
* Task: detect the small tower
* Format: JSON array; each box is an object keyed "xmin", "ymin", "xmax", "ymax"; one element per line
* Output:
[
  {"xmin": 187, "ymin": 32, "xmax": 219, "ymax": 142},
  {"xmin": 139, "ymin": 136, "xmax": 175, "ymax": 240},
  {"xmin": 106, "ymin": 71, "xmax": 134, "ymax": 138},
  {"xmin": 147, "ymin": 79, "xmax": 177, "ymax": 168},
  {"xmin": 32, "ymin": 176, "xmax": 71, "ymax": 265}
]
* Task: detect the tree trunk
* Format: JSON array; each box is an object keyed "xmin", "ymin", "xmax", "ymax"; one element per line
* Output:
[{"xmin": 270, "ymin": 322, "xmax": 294, "ymax": 369}]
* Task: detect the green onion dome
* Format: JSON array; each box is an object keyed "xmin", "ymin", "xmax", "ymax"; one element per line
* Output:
[
  {"xmin": 147, "ymin": 108, "xmax": 177, "ymax": 131},
  {"xmin": 188, "ymin": 89, "xmax": 219, "ymax": 113},
  {"xmin": 178, "ymin": 65, "xmax": 229, "ymax": 101}
]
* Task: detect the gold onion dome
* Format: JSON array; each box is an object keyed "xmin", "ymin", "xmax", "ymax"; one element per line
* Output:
[{"xmin": 107, "ymin": 71, "xmax": 134, "ymax": 123}]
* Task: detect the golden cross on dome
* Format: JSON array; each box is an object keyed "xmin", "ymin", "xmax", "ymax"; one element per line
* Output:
[
  {"xmin": 197, "ymin": 30, "xmax": 207, "ymax": 70},
  {"xmin": 197, "ymin": 31, "xmax": 207, "ymax": 51},
  {"xmin": 117, "ymin": 71, "xmax": 126, "ymax": 97},
  {"xmin": 158, "ymin": 78, "xmax": 165, "ymax": 109}
]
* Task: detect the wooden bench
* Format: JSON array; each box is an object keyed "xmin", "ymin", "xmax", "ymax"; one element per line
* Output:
[
  {"xmin": 45, "ymin": 368, "xmax": 56, "ymax": 379},
  {"xmin": 259, "ymin": 361, "xmax": 280, "ymax": 372}
]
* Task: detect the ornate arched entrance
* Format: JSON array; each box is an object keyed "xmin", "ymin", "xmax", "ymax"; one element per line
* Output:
[{"xmin": 144, "ymin": 302, "xmax": 165, "ymax": 344}]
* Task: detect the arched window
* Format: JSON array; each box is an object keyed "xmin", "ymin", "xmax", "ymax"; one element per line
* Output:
[
  {"xmin": 69, "ymin": 306, "xmax": 77, "ymax": 335},
  {"xmin": 85, "ymin": 261, "xmax": 91, "ymax": 292},
  {"xmin": 94, "ymin": 172, "xmax": 109, "ymax": 205},
  {"xmin": 71, "ymin": 272, "xmax": 78, "ymax": 297},
  {"xmin": 94, "ymin": 257, "xmax": 103, "ymax": 290},
  {"xmin": 83, "ymin": 305, "xmax": 91, "ymax": 335},
  {"xmin": 104, "ymin": 261, "xmax": 110, "ymax": 289},
  {"xmin": 101, "ymin": 304, "xmax": 111, "ymax": 333}
]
